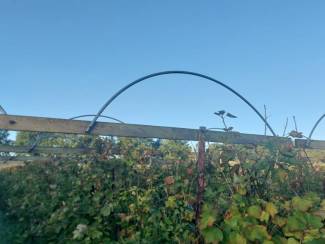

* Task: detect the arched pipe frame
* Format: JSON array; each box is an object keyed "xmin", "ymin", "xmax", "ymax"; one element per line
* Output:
[
  {"xmin": 28, "ymin": 114, "xmax": 124, "ymax": 153},
  {"xmin": 308, "ymin": 114, "xmax": 325, "ymax": 144},
  {"xmin": 86, "ymin": 70, "xmax": 277, "ymax": 136},
  {"xmin": 0, "ymin": 105, "xmax": 12, "ymax": 164},
  {"xmin": 0, "ymin": 105, "xmax": 7, "ymax": 115}
]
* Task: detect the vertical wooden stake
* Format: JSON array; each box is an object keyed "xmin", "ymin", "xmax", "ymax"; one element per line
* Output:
[{"xmin": 196, "ymin": 127, "xmax": 206, "ymax": 226}]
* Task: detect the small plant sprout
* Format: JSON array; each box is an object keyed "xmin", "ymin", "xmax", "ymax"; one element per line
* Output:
[{"xmin": 213, "ymin": 110, "xmax": 237, "ymax": 132}]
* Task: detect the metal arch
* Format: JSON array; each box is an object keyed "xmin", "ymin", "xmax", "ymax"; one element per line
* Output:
[
  {"xmin": 0, "ymin": 105, "xmax": 7, "ymax": 115},
  {"xmin": 86, "ymin": 70, "xmax": 277, "ymax": 136},
  {"xmin": 308, "ymin": 114, "xmax": 325, "ymax": 142},
  {"xmin": 28, "ymin": 114, "xmax": 124, "ymax": 153},
  {"xmin": 0, "ymin": 105, "xmax": 11, "ymax": 164},
  {"xmin": 69, "ymin": 114, "xmax": 124, "ymax": 124}
]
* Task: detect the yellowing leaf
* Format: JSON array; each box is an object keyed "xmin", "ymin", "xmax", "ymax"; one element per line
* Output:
[
  {"xmin": 201, "ymin": 227, "xmax": 223, "ymax": 243},
  {"xmin": 237, "ymin": 185, "xmax": 247, "ymax": 195},
  {"xmin": 200, "ymin": 213, "xmax": 216, "ymax": 230},
  {"xmin": 265, "ymin": 202, "xmax": 278, "ymax": 218},
  {"xmin": 272, "ymin": 216, "xmax": 287, "ymax": 227},
  {"xmin": 165, "ymin": 196, "xmax": 176, "ymax": 209},
  {"xmin": 287, "ymin": 238, "xmax": 299, "ymax": 244},
  {"xmin": 228, "ymin": 233, "xmax": 247, "ymax": 244},
  {"xmin": 200, "ymin": 204, "xmax": 218, "ymax": 230},
  {"xmin": 321, "ymin": 200, "xmax": 325, "ymax": 210},
  {"xmin": 245, "ymin": 225, "xmax": 271, "ymax": 242},
  {"xmin": 284, "ymin": 201, "xmax": 291, "ymax": 211},
  {"xmin": 292, "ymin": 196, "xmax": 313, "ymax": 212},
  {"xmin": 277, "ymin": 170, "xmax": 288, "ymax": 183},
  {"xmin": 313, "ymin": 210, "xmax": 325, "ymax": 220},
  {"xmin": 260, "ymin": 211, "xmax": 270, "ymax": 222},
  {"xmin": 247, "ymin": 205, "xmax": 262, "ymax": 219},
  {"xmin": 262, "ymin": 241, "xmax": 274, "ymax": 244}
]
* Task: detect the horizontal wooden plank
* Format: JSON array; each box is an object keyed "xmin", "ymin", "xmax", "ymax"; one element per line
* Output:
[
  {"xmin": 0, "ymin": 144, "xmax": 95, "ymax": 154},
  {"xmin": 0, "ymin": 161, "xmax": 25, "ymax": 170},
  {"xmin": 295, "ymin": 139, "xmax": 325, "ymax": 150},
  {"xmin": 0, "ymin": 156, "xmax": 51, "ymax": 162},
  {"xmin": 0, "ymin": 114, "xmax": 291, "ymax": 145}
]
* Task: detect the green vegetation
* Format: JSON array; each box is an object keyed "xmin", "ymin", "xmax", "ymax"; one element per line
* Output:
[{"xmin": 0, "ymin": 135, "xmax": 325, "ymax": 243}]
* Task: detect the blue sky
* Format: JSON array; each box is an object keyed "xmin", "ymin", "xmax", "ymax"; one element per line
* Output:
[{"xmin": 1, "ymin": 0, "xmax": 325, "ymax": 139}]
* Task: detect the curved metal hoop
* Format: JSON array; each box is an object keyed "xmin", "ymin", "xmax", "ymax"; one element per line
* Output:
[
  {"xmin": 0, "ymin": 105, "xmax": 12, "ymax": 163},
  {"xmin": 28, "ymin": 114, "xmax": 124, "ymax": 153},
  {"xmin": 308, "ymin": 114, "xmax": 325, "ymax": 142},
  {"xmin": 70, "ymin": 114, "xmax": 124, "ymax": 124},
  {"xmin": 0, "ymin": 105, "xmax": 7, "ymax": 115},
  {"xmin": 86, "ymin": 70, "xmax": 277, "ymax": 136}
]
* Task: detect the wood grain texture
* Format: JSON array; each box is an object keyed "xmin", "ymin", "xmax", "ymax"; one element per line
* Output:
[
  {"xmin": 295, "ymin": 139, "xmax": 325, "ymax": 149},
  {"xmin": 0, "ymin": 145, "xmax": 95, "ymax": 154},
  {"xmin": 0, "ymin": 114, "xmax": 291, "ymax": 145},
  {"xmin": 0, "ymin": 156, "xmax": 51, "ymax": 162}
]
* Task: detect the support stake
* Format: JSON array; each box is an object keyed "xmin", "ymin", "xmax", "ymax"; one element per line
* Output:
[{"xmin": 196, "ymin": 127, "xmax": 206, "ymax": 226}]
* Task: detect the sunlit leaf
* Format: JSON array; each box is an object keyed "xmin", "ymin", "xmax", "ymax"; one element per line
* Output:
[
  {"xmin": 201, "ymin": 227, "xmax": 223, "ymax": 243},
  {"xmin": 265, "ymin": 202, "xmax": 278, "ymax": 218},
  {"xmin": 292, "ymin": 197, "xmax": 313, "ymax": 212},
  {"xmin": 247, "ymin": 205, "xmax": 262, "ymax": 219}
]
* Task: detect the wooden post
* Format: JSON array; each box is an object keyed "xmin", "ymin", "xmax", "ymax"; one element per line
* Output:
[{"xmin": 196, "ymin": 127, "xmax": 206, "ymax": 226}]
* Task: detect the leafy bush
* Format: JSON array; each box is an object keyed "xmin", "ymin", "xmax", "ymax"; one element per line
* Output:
[{"xmin": 0, "ymin": 139, "xmax": 324, "ymax": 243}]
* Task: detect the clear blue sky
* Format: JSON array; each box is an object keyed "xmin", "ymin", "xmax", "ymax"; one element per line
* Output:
[{"xmin": 1, "ymin": 0, "xmax": 325, "ymax": 139}]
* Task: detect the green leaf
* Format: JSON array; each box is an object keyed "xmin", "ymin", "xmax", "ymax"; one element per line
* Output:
[
  {"xmin": 201, "ymin": 227, "xmax": 223, "ymax": 243},
  {"xmin": 292, "ymin": 196, "xmax": 313, "ymax": 212},
  {"xmin": 89, "ymin": 229, "xmax": 103, "ymax": 239},
  {"xmin": 305, "ymin": 192, "xmax": 321, "ymax": 205},
  {"xmin": 245, "ymin": 225, "xmax": 271, "ymax": 242},
  {"xmin": 287, "ymin": 238, "xmax": 300, "ymax": 244},
  {"xmin": 306, "ymin": 214, "xmax": 323, "ymax": 229},
  {"xmin": 247, "ymin": 205, "xmax": 262, "ymax": 219},
  {"xmin": 272, "ymin": 236, "xmax": 287, "ymax": 244},
  {"xmin": 305, "ymin": 238, "xmax": 325, "ymax": 244},
  {"xmin": 228, "ymin": 233, "xmax": 247, "ymax": 244},
  {"xmin": 72, "ymin": 224, "xmax": 88, "ymax": 240},
  {"xmin": 286, "ymin": 212, "xmax": 307, "ymax": 231},
  {"xmin": 100, "ymin": 204, "xmax": 112, "ymax": 217}
]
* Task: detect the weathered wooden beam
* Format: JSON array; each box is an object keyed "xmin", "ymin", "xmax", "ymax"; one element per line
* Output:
[
  {"xmin": 0, "ymin": 114, "xmax": 291, "ymax": 145},
  {"xmin": 295, "ymin": 139, "xmax": 325, "ymax": 150},
  {"xmin": 0, "ymin": 144, "xmax": 95, "ymax": 154},
  {"xmin": 0, "ymin": 156, "xmax": 51, "ymax": 162},
  {"xmin": 0, "ymin": 161, "xmax": 25, "ymax": 170}
]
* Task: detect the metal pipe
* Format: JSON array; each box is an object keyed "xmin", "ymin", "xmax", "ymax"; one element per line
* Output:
[
  {"xmin": 308, "ymin": 114, "xmax": 325, "ymax": 142},
  {"xmin": 0, "ymin": 105, "xmax": 7, "ymax": 115},
  {"xmin": 28, "ymin": 114, "xmax": 124, "ymax": 153},
  {"xmin": 195, "ymin": 127, "xmax": 206, "ymax": 227},
  {"xmin": 69, "ymin": 114, "xmax": 124, "ymax": 124},
  {"xmin": 86, "ymin": 71, "xmax": 277, "ymax": 136}
]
